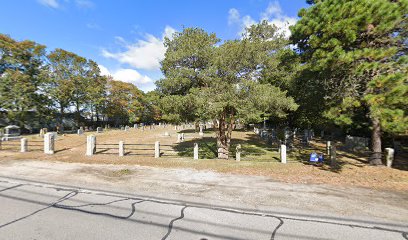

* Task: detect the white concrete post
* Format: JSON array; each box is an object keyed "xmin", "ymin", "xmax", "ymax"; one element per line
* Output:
[
  {"xmin": 330, "ymin": 145, "xmax": 336, "ymax": 167},
  {"xmin": 280, "ymin": 144, "xmax": 287, "ymax": 164},
  {"xmin": 194, "ymin": 143, "xmax": 199, "ymax": 160},
  {"xmin": 119, "ymin": 141, "xmax": 125, "ymax": 157},
  {"xmin": 86, "ymin": 135, "xmax": 96, "ymax": 156},
  {"xmin": 236, "ymin": 144, "xmax": 241, "ymax": 162},
  {"xmin": 44, "ymin": 133, "xmax": 55, "ymax": 154},
  {"xmin": 326, "ymin": 141, "xmax": 331, "ymax": 155},
  {"xmin": 20, "ymin": 138, "xmax": 28, "ymax": 153},
  {"xmin": 154, "ymin": 141, "xmax": 160, "ymax": 158},
  {"xmin": 385, "ymin": 148, "xmax": 394, "ymax": 168}
]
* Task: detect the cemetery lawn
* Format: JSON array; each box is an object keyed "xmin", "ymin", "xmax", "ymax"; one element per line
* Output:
[{"xmin": 0, "ymin": 127, "xmax": 407, "ymax": 192}]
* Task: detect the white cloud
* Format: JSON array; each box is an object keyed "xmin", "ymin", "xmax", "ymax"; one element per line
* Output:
[
  {"xmin": 98, "ymin": 65, "xmax": 153, "ymax": 86},
  {"xmin": 228, "ymin": 1, "xmax": 297, "ymax": 38},
  {"xmin": 228, "ymin": 8, "xmax": 240, "ymax": 25},
  {"xmin": 101, "ymin": 26, "xmax": 176, "ymax": 71},
  {"xmin": 38, "ymin": 0, "xmax": 59, "ymax": 8}
]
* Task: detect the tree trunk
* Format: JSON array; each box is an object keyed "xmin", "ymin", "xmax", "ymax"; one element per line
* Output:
[
  {"xmin": 75, "ymin": 101, "xmax": 81, "ymax": 128},
  {"xmin": 370, "ymin": 116, "xmax": 383, "ymax": 165},
  {"xmin": 59, "ymin": 105, "xmax": 64, "ymax": 126},
  {"xmin": 216, "ymin": 111, "xmax": 230, "ymax": 159}
]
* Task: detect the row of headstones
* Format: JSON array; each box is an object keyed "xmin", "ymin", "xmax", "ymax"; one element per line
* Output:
[{"xmin": 0, "ymin": 133, "xmax": 55, "ymax": 154}]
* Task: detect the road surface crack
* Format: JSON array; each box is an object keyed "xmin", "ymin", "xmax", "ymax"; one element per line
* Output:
[{"xmin": 161, "ymin": 206, "xmax": 188, "ymax": 240}]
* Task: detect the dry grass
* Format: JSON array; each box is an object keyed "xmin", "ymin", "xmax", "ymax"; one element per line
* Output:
[{"xmin": 0, "ymin": 126, "xmax": 407, "ymax": 192}]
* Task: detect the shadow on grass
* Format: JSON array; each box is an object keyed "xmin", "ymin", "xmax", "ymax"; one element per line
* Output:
[{"xmin": 172, "ymin": 134, "xmax": 279, "ymax": 162}]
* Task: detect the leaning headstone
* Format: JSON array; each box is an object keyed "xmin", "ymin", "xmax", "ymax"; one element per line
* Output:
[
  {"xmin": 86, "ymin": 135, "xmax": 96, "ymax": 156},
  {"xmin": 385, "ymin": 148, "xmax": 394, "ymax": 168},
  {"xmin": 97, "ymin": 127, "xmax": 103, "ymax": 133},
  {"xmin": 194, "ymin": 143, "xmax": 199, "ymax": 160},
  {"xmin": 20, "ymin": 138, "xmax": 28, "ymax": 153},
  {"xmin": 280, "ymin": 144, "xmax": 287, "ymax": 164},
  {"xmin": 44, "ymin": 133, "xmax": 55, "ymax": 154}
]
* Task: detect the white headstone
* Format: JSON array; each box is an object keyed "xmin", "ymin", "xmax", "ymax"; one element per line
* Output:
[
  {"xmin": 78, "ymin": 129, "xmax": 84, "ymax": 135},
  {"xmin": 86, "ymin": 135, "xmax": 96, "ymax": 156},
  {"xmin": 194, "ymin": 143, "xmax": 199, "ymax": 160},
  {"xmin": 385, "ymin": 148, "xmax": 394, "ymax": 168},
  {"xmin": 44, "ymin": 133, "xmax": 55, "ymax": 154},
  {"xmin": 119, "ymin": 141, "xmax": 125, "ymax": 157},
  {"xmin": 280, "ymin": 144, "xmax": 286, "ymax": 164},
  {"xmin": 21, "ymin": 138, "xmax": 28, "ymax": 153},
  {"xmin": 154, "ymin": 141, "xmax": 160, "ymax": 158},
  {"xmin": 97, "ymin": 127, "xmax": 103, "ymax": 133}
]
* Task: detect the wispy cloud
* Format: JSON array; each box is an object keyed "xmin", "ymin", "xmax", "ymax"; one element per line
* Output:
[
  {"xmin": 86, "ymin": 23, "xmax": 102, "ymax": 30},
  {"xmin": 228, "ymin": 1, "xmax": 297, "ymax": 38},
  {"xmin": 75, "ymin": 0, "xmax": 94, "ymax": 9},
  {"xmin": 37, "ymin": 0, "xmax": 59, "ymax": 9},
  {"xmin": 101, "ymin": 26, "xmax": 176, "ymax": 71}
]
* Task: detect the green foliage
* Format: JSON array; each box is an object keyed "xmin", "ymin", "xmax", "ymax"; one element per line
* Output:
[
  {"xmin": 291, "ymin": 0, "xmax": 408, "ymax": 135},
  {"xmin": 158, "ymin": 23, "xmax": 298, "ymax": 158}
]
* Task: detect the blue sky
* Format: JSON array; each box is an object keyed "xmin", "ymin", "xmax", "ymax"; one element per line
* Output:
[{"xmin": 1, "ymin": 0, "xmax": 308, "ymax": 92}]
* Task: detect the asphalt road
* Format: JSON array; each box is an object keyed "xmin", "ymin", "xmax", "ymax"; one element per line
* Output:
[{"xmin": 0, "ymin": 177, "xmax": 407, "ymax": 240}]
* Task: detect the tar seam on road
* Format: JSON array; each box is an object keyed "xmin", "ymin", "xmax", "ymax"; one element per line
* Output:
[
  {"xmin": 54, "ymin": 199, "xmax": 145, "ymax": 219},
  {"xmin": 1, "ymin": 178, "xmax": 408, "ymax": 239},
  {"xmin": 0, "ymin": 190, "xmax": 78, "ymax": 229},
  {"xmin": 270, "ymin": 216, "xmax": 284, "ymax": 240},
  {"xmin": 0, "ymin": 184, "xmax": 24, "ymax": 193},
  {"xmin": 161, "ymin": 206, "xmax": 188, "ymax": 240}
]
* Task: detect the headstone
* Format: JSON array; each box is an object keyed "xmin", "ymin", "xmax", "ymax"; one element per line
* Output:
[
  {"xmin": 121, "ymin": 126, "xmax": 125, "ymax": 130},
  {"xmin": 80, "ymin": 126, "xmax": 84, "ymax": 131},
  {"xmin": 20, "ymin": 138, "xmax": 28, "ymax": 153},
  {"xmin": 119, "ymin": 141, "xmax": 125, "ymax": 157},
  {"xmin": 39, "ymin": 128, "xmax": 45, "ymax": 138},
  {"xmin": 154, "ymin": 141, "xmax": 160, "ymax": 158},
  {"xmin": 44, "ymin": 133, "xmax": 55, "ymax": 154},
  {"xmin": 199, "ymin": 126, "xmax": 204, "ymax": 137},
  {"xmin": 86, "ymin": 135, "xmax": 96, "ymax": 156},
  {"xmin": 345, "ymin": 135, "xmax": 369, "ymax": 151},
  {"xmin": 181, "ymin": 133, "xmax": 185, "ymax": 142},
  {"xmin": 77, "ymin": 129, "xmax": 84, "ymax": 135},
  {"xmin": 97, "ymin": 127, "xmax": 103, "ymax": 133},
  {"xmin": 194, "ymin": 143, "xmax": 199, "ymax": 160},
  {"xmin": 89, "ymin": 126, "xmax": 93, "ymax": 131},
  {"xmin": 326, "ymin": 141, "xmax": 331, "ymax": 155},
  {"xmin": 177, "ymin": 134, "xmax": 181, "ymax": 143},
  {"xmin": 125, "ymin": 126, "xmax": 130, "ymax": 131},
  {"xmin": 134, "ymin": 124, "xmax": 138, "ymax": 129},
  {"xmin": 385, "ymin": 148, "xmax": 394, "ymax": 168},
  {"xmin": 164, "ymin": 131, "xmax": 170, "ymax": 137},
  {"xmin": 330, "ymin": 145, "xmax": 337, "ymax": 167},
  {"xmin": 236, "ymin": 144, "xmax": 241, "ymax": 162},
  {"xmin": 142, "ymin": 126, "xmax": 145, "ymax": 131},
  {"xmin": 280, "ymin": 144, "xmax": 287, "ymax": 164}
]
